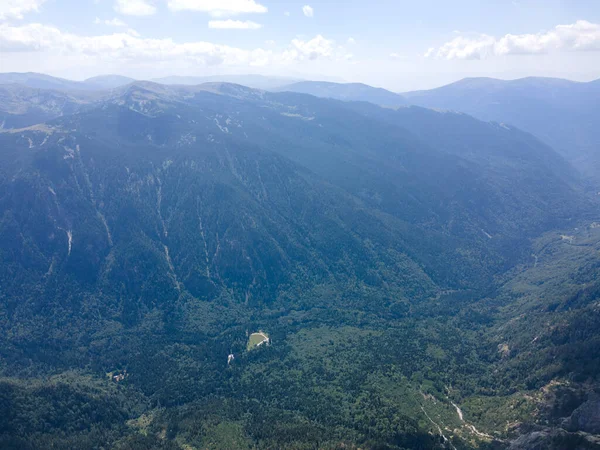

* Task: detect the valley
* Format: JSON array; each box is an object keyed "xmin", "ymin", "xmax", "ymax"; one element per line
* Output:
[{"xmin": 0, "ymin": 75, "xmax": 599, "ymax": 449}]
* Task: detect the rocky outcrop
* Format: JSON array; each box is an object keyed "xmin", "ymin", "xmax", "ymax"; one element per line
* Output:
[
  {"xmin": 563, "ymin": 394, "xmax": 600, "ymax": 435},
  {"xmin": 509, "ymin": 427, "xmax": 600, "ymax": 450},
  {"xmin": 542, "ymin": 385, "xmax": 588, "ymax": 422}
]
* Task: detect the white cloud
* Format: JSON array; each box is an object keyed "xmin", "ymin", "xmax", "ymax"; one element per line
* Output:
[
  {"xmin": 423, "ymin": 47, "xmax": 434, "ymax": 58},
  {"xmin": 107, "ymin": 17, "xmax": 129, "ymax": 27},
  {"xmin": 0, "ymin": 0, "xmax": 47, "ymax": 20},
  {"xmin": 208, "ymin": 19, "xmax": 262, "ymax": 29},
  {"xmin": 389, "ymin": 52, "xmax": 401, "ymax": 59},
  {"xmin": 167, "ymin": 0, "xmax": 267, "ymax": 17},
  {"xmin": 347, "ymin": 37, "xmax": 356, "ymax": 45},
  {"xmin": 284, "ymin": 35, "xmax": 334, "ymax": 61},
  {"xmin": 282, "ymin": 36, "xmax": 354, "ymax": 63},
  {"xmin": 0, "ymin": 22, "xmax": 341, "ymax": 69},
  {"xmin": 0, "ymin": 22, "xmax": 250, "ymax": 63},
  {"xmin": 284, "ymin": 11, "xmax": 290, "ymax": 17},
  {"xmin": 429, "ymin": 20, "xmax": 600, "ymax": 60},
  {"xmin": 96, "ymin": 17, "xmax": 129, "ymax": 27},
  {"xmin": 114, "ymin": 0, "xmax": 156, "ymax": 16},
  {"xmin": 302, "ymin": 5, "xmax": 314, "ymax": 18}
]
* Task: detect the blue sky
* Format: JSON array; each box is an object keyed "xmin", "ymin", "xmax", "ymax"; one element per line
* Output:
[{"xmin": 1, "ymin": 0, "xmax": 599, "ymax": 90}]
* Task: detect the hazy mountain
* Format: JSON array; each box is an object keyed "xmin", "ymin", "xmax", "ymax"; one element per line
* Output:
[
  {"xmin": 0, "ymin": 72, "xmax": 137, "ymax": 91},
  {"xmin": 152, "ymin": 74, "xmax": 302, "ymax": 90},
  {"xmin": 83, "ymin": 74, "xmax": 136, "ymax": 89},
  {"xmin": 0, "ymin": 81, "xmax": 598, "ymax": 449},
  {"xmin": 278, "ymin": 80, "xmax": 408, "ymax": 108},
  {"xmin": 404, "ymin": 77, "xmax": 600, "ymax": 181},
  {"xmin": 0, "ymin": 72, "xmax": 88, "ymax": 91}
]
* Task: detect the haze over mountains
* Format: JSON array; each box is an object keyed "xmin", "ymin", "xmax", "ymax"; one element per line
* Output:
[
  {"xmin": 0, "ymin": 72, "xmax": 136, "ymax": 91},
  {"xmin": 152, "ymin": 74, "xmax": 302, "ymax": 91},
  {"xmin": 1, "ymin": 72, "xmax": 600, "ymax": 449},
  {"xmin": 0, "ymin": 73, "xmax": 300, "ymax": 92},
  {"xmin": 0, "ymin": 73, "xmax": 600, "ymax": 182},
  {"xmin": 3, "ymin": 72, "xmax": 597, "ymax": 186}
]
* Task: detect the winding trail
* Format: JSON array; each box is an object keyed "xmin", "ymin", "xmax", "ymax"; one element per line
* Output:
[
  {"xmin": 450, "ymin": 401, "xmax": 492, "ymax": 439},
  {"xmin": 450, "ymin": 401, "xmax": 463, "ymax": 421}
]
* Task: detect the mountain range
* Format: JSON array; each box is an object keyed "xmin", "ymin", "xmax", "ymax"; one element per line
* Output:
[
  {"xmin": 5, "ymin": 72, "xmax": 598, "ymax": 187},
  {"xmin": 0, "ymin": 74, "xmax": 599, "ymax": 449},
  {"xmin": 4, "ymin": 72, "xmax": 598, "ymax": 183}
]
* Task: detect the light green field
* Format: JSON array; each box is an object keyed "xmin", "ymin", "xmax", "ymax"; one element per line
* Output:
[{"xmin": 247, "ymin": 332, "xmax": 269, "ymax": 351}]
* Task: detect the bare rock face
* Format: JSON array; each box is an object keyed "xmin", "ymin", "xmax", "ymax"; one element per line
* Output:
[
  {"xmin": 509, "ymin": 390, "xmax": 600, "ymax": 450},
  {"xmin": 509, "ymin": 427, "xmax": 600, "ymax": 450},
  {"xmin": 563, "ymin": 393, "xmax": 600, "ymax": 435},
  {"xmin": 541, "ymin": 385, "xmax": 587, "ymax": 423}
]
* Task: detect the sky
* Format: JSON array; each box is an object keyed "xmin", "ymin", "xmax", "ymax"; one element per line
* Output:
[{"xmin": 0, "ymin": 0, "xmax": 599, "ymax": 91}]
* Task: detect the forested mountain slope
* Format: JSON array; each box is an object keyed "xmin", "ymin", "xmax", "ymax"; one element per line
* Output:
[{"xmin": 0, "ymin": 81, "xmax": 599, "ymax": 449}]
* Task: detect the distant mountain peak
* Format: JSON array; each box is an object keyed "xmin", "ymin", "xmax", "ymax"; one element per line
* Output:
[
  {"xmin": 83, "ymin": 74, "xmax": 136, "ymax": 89},
  {"xmin": 0, "ymin": 72, "xmax": 135, "ymax": 91},
  {"xmin": 277, "ymin": 80, "xmax": 407, "ymax": 108},
  {"xmin": 197, "ymin": 82, "xmax": 266, "ymax": 100}
]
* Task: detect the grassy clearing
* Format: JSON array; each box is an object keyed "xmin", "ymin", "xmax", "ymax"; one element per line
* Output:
[{"xmin": 247, "ymin": 332, "xmax": 269, "ymax": 351}]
